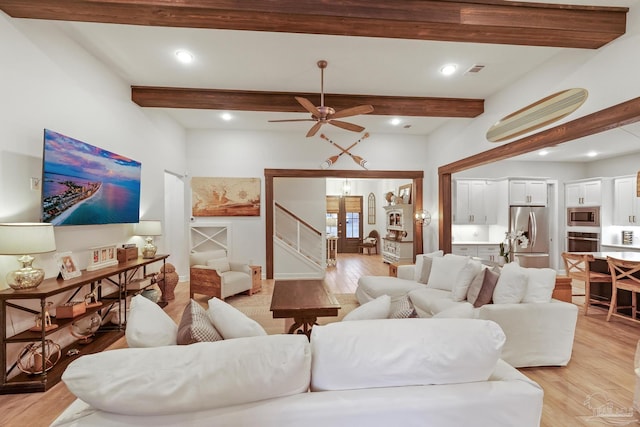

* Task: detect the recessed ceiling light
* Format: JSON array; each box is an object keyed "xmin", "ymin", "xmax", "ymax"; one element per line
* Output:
[
  {"xmin": 221, "ymin": 113, "xmax": 233, "ymax": 121},
  {"xmin": 440, "ymin": 64, "xmax": 457, "ymax": 76},
  {"xmin": 538, "ymin": 150, "xmax": 549, "ymax": 156},
  {"xmin": 587, "ymin": 151, "xmax": 598, "ymax": 157},
  {"xmin": 390, "ymin": 118, "xmax": 401, "ymax": 126},
  {"xmin": 175, "ymin": 50, "xmax": 194, "ymax": 64}
]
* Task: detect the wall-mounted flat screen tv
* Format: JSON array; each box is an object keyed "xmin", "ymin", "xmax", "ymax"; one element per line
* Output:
[{"xmin": 41, "ymin": 129, "xmax": 142, "ymax": 226}]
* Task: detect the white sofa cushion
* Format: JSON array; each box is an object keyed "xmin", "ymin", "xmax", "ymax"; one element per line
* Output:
[
  {"xmin": 62, "ymin": 335, "xmax": 311, "ymax": 416},
  {"xmin": 414, "ymin": 250, "xmax": 444, "ymax": 283},
  {"xmin": 493, "ymin": 262, "xmax": 528, "ymax": 304},
  {"xmin": 125, "ymin": 294, "xmax": 178, "ymax": 348},
  {"xmin": 408, "ymin": 288, "xmax": 454, "ymax": 317},
  {"xmin": 206, "ymin": 257, "xmax": 231, "ymax": 272},
  {"xmin": 356, "ymin": 276, "xmax": 424, "ymax": 304},
  {"xmin": 207, "ymin": 297, "xmax": 267, "ymax": 339},
  {"xmin": 427, "ymin": 254, "xmax": 470, "ymax": 291},
  {"xmin": 343, "ymin": 295, "xmax": 391, "ymax": 321},
  {"xmin": 432, "ymin": 302, "xmax": 475, "ymax": 319},
  {"xmin": 451, "ymin": 259, "xmax": 482, "ymax": 301},
  {"xmin": 522, "ymin": 267, "xmax": 557, "ymax": 303},
  {"xmin": 388, "ymin": 295, "xmax": 417, "ymax": 318},
  {"xmin": 310, "ymin": 318, "xmax": 505, "ymax": 391}
]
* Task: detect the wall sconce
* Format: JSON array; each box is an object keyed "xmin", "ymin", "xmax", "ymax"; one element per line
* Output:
[
  {"xmin": 0, "ymin": 223, "xmax": 57, "ymax": 290},
  {"xmin": 135, "ymin": 220, "xmax": 162, "ymax": 259},
  {"xmin": 415, "ymin": 210, "xmax": 432, "ymax": 226}
]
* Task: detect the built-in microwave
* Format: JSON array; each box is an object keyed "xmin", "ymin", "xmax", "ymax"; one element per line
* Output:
[{"xmin": 567, "ymin": 206, "xmax": 600, "ymax": 227}]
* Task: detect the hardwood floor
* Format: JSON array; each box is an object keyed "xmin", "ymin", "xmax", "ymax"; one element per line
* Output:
[{"xmin": 0, "ymin": 253, "xmax": 638, "ymax": 427}]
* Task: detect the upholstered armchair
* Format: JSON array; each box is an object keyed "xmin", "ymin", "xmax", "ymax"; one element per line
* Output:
[{"xmin": 190, "ymin": 250, "xmax": 253, "ymax": 300}]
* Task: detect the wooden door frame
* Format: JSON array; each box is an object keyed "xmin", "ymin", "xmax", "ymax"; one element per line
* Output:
[
  {"xmin": 438, "ymin": 97, "xmax": 640, "ymax": 254},
  {"xmin": 265, "ymin": 169, "xmax": 424, "ymax": 279}
]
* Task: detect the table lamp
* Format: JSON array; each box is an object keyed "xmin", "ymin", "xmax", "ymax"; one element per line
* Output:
[
  {"xmin": 0, "ymin": 223, "xmax": 57, "ymax": 290},
  {"xmin": 136, "ymin": 220, "xmax": 162, "ymax": 259}
]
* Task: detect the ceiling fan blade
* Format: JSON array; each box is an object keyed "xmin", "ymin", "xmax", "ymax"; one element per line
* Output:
[
  {"xmin": 329, "ymin": 120, "xmax": 365, "ymax": 133},
  {"xmin": 295, "ymin": 96, "xmax": 319, "ymax": 116},
  {"xmin": 330, "ymin": 104, "xmax": 374, "ymax": 120},
  {"xmin": 306, "ymin": 122, "xmax": 323, "ymax": 137},
  {"xmin": 268, "ymin": 119, "xmax": 316, "ymax": 123}
]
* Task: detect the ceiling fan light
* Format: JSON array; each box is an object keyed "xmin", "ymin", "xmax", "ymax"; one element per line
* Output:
[
  {"xmin": 440, "ymin": 64, "xmax": 457, "ymax": 76},
  {"xmin": 175, "ymin": 50, "xmax": 194, "ymax": 64}
]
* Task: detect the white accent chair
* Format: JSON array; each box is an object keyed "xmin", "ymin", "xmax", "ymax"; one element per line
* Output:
[{"xmin": 190, "ymin": 250, "xmax": 253, "ymax": 300}]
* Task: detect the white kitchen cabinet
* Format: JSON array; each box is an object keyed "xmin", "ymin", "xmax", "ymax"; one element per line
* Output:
[
  {"xmin": 477, "ymin": 245, "xmax": 501, "ymax": 263},
  {"xmin": 565, "ymin": 180, "xmax": 602, "ymax": 207},
  {"xmin": 613, "ymin": 176, "xmax": 640, "ymax": 225},
  {"xmin": 509, "ymin": 180, "xmax": 547, "ymax": 206},
  {"xmin": 451, "ymin": 244, "xmax": 500, "ymax": 262},
  {"xmin": 451, "ymin": 245, "xmax": 477, "ymax": 256},
  {"xmin": 453, "ymin": 180, "xmax": 497, "ymax": 224}
]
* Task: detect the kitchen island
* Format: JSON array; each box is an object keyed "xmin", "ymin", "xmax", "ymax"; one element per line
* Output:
[{"xmin": 574, "ymin": 251, "xmax": 640, "ymax": 318}]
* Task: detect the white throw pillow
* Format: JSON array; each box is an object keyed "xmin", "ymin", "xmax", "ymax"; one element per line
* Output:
[
  {"xmin": 427, "ymin": 254, "xmax": 470, "ymax": 291},
  {"xmin": 522, "ymin": 267, "xmax": 557, "ymax": 303},
  {"xmin": 493, "ymin": 262, "xmax": 528, "ymax": 304},
  {"xmin": 206, "ymin": 257, "xmax": 231, "ymax": 273},
  {"xmin": 207, "ymin": 297, "xmax": 267, "ymax": 339},
  {"xmin": 125, "ymin": 294, "xmax": 178, "ymax": 347},
  {"xmin": 451, "ymin": 260, "xmax": 482, "ymax": 301},
  {"xmin": 62, "ymin": 335, "xmax": 311, "ymax": 416},
  {"xmin": 413, "ymin": 250, "xmax": 444, "ymax": 282},
  {"xmin": 310, "ymin": 318, "xmax": 505, "ymax": 391},
  {"xmin": 343, "ymin": 294, "xmax": 391, "ymax": 321}
]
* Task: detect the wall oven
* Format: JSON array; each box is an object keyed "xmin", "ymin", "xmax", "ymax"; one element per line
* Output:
[
  {"xmin": 567, "ymin": 231, "xmax": 600, "ymax": 252},
  {"xmin": 567, "ymin": 207, "xmax": 600, "ymax": 227}
]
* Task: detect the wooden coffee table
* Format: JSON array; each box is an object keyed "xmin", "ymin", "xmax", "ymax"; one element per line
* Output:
[{"xmin": 270, "ymin": 279, "xmax": 341, "ymax": 339}]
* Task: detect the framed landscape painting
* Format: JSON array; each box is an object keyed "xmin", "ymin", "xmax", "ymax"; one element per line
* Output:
[{"xmin": 191, "ymin": 177, "xmax": 261, "ymax": 217}]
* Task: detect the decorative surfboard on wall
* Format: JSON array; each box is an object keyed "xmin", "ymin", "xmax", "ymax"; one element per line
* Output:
[{"xmin": 486, "ymin": 88, "xmax": 588, "ymax": 142}]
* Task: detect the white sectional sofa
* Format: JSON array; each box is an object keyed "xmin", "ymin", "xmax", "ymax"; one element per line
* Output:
[
  {"xmin": 52, "ymin": 319, "xmax": 543, "ymax": 427},
  {"xmin": 356, "ymin": 253, "xmax": 579, "ymax": 368}
]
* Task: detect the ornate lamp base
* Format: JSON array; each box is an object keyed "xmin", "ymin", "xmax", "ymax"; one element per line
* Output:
[
  {"xmin": 142, "ymin": 237, "xmax": 157, "ymax": 259},
  {"xmin": 7, "ymin": 255, "xmax": 45, "ymax": 290}
]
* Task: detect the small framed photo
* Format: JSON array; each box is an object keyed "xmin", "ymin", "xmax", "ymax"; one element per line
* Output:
[
  {"xmin": 55, "ymin": 252, "xmax": 81, "ymax": 280},
  {"xmin": 398, "ymin": 183, "xmax": 412, "ymax": 204},
  {"xmin": 87, "ymin": 243, "xmax": 119, "ymax": 271}
]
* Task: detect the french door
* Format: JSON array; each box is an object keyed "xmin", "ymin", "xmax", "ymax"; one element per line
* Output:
[{"xmin": 326, "ymin": 195, "xmax": 363, "ymax": 253}]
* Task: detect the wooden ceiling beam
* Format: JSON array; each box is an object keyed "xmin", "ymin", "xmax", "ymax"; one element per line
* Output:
[
  {"xmin": 131, "ymin": 86, "xmax": 485, "ymax": 118},
  {"xmin": 0, "ymin": 0, "xmax": 627, "ymax": 49}
]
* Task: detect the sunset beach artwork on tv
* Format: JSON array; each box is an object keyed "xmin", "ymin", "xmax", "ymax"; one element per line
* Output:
[{"xmin": 41, "ymin": 129, "xmax": 142, "ymax": 226}]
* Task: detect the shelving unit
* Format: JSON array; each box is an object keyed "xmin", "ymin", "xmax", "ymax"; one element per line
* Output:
[
  {"xmin": 382, "ymin": 204, "xmax": 414, "ymax": 264},
  {"xmin": 0, "ymin": 254, "xmax": 168, "ymax": 394}
]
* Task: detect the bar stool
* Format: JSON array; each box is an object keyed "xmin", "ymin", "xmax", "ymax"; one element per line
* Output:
[
  {"xmin": 606, "ymin": 256, "xmax": 640, "ymax": 322},
  {"xmin": 562, "ymin": 252, "xmax": 612, "ymax": 315}
]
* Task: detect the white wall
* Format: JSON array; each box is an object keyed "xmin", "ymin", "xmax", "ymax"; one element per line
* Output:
[
  {"xmin": 421, "ymin": 3, "xmax": 640, "ymax": 248},
  {"xmin": 186, "ymin": 129, "xmax": 428, "ymax": 271},
  {"xmin": 0, "ymin": 13, "xmax": 187, "ymax": 369}
]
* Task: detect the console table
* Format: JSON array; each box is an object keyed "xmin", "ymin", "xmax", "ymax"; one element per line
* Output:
[{"xmin": 0, "ymin": 254, "xmax": 168, "ymax": 394}]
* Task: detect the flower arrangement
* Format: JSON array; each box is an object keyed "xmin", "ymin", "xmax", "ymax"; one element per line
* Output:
[{"xmin": 499, "ymin": 230, "xmax": 529, "ymax": 263}]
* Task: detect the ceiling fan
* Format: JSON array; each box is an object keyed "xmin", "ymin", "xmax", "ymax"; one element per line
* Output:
[{"xmin": 269, "ymin": 60, "xmax": 374, "ymax": 137}]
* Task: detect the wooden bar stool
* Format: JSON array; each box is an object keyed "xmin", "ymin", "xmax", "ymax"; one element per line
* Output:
[
  {"xmin": 561, "ymin": 252, "xmax": 612, "ymax": 315},
  {"xmin": 606, "ymin": 256, "xmax": 640, "ymax": 323}
]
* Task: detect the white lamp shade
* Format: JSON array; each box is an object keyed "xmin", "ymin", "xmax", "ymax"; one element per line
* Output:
[
  {"xmin": 135, "ymin": 220, "xmax": 162, "ymax": 236},
  {"xmin": 0, "ymin": 223, "xmax": 56, "ymax": 255}
]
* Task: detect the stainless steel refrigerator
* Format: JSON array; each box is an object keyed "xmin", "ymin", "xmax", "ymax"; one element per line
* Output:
[{"xmin": 509, "ymin": 206, "xmax": 550, "ymax": 268}]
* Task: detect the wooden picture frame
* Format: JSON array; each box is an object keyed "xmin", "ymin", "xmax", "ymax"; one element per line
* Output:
[
  {"xmin": 55, "ymin": 252, "xmax": 81, "ymax": 280},
  {"xmin": 398, "ymin": 184, "xmax": 412, "ymax": 204},
  {"xmin": 87, "ymin": 243, "xmax": 119, "ymax": 271}
]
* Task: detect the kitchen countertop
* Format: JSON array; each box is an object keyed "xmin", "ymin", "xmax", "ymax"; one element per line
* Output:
[
  {"xmin": 600, "ymin": 243, "xmax": 640, "ymax": 250},
  {"xmin": 574, "ymin": 251, "xmax": 640, "ymax": 262}
]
